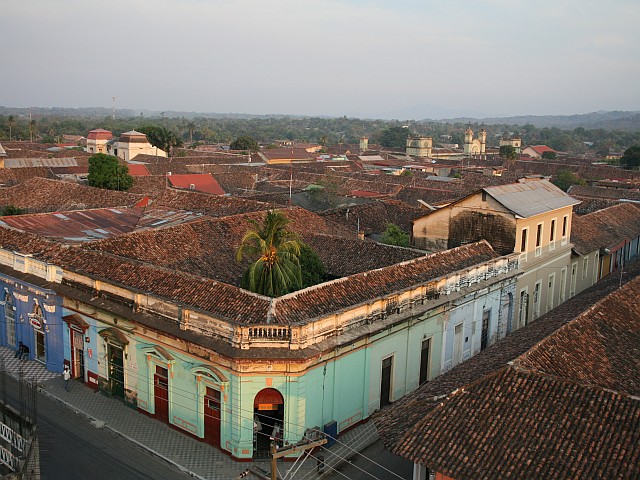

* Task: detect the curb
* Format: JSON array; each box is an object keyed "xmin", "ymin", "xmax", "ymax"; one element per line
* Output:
[{"xmin": 38, "ymin": 386, "xmax": 207, "ymax": 480}]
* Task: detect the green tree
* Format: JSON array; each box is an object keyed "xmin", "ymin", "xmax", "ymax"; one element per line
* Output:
[
  {"xmin": 236, "ymin": 210, "xmax": 302, "ymax": 297},
  {"xmin": 230, "ymin": 135, "xmax": 259, "ymax": 152},
  {"xmin": 620, "ymin": 145, "xmax": 640, "ymax": 168},
  {"xmin": 551, "ymin": 169, "xmax": 586, "ymax": 192},
  {"xmin": 138, "ymin": 125, "xmax": 183, "ymax": 157},
  {"xmin": 299, "ymin": 243, "xmax": 325, "ymax": 288},
  {"xmin": 381, "ymin": 223, "xmax": 410, "ymax": 247},
  {"xmin": 1, "ymin": 205, "xmax": 24, "ymax": 216},
  {"xmin": 377, "ymin": 127, "xmax": 409, "ymax": 149},
  {"xmin": 542, "ymin": 150, "xmax": 557, "ymax": 160},
  {"xmin": 87, "ymin": 153, "xmax": 134, "ymax": 191},
  {"xmin": 499, "ymin": 145, "xmax": 517, "ymax": 160}
]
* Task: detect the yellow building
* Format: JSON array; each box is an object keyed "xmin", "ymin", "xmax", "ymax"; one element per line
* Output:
[
  {"xmin": 406, "ymin": 136, "xmax": 433, "ymax": 157},
  {"xmin": 412, "ymin": 178, "xmax": 580, "ymax": 331},
  {"xmin": 463, "ymin": 127, "xmax": 486, "ymax": 158}
]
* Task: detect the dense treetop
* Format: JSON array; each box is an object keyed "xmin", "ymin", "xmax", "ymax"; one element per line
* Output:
[{"xmin": 1, "ymin": 109, "xmax": 639, "ymax": 154}]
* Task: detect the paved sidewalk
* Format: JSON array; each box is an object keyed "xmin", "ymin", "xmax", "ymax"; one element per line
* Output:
[{"xmin": 0, "ymin": 347, "xmax": 378, "ymax": 479}]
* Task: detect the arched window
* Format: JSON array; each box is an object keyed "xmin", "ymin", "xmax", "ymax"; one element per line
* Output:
[{"xmin": 4, "ymin": 293, "xmax": 15, "ymax": 347}]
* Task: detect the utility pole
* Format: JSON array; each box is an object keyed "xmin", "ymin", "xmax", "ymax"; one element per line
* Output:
[{"xmin": 270, "ymin": 437, "xmax": 328, "ymax": 480}]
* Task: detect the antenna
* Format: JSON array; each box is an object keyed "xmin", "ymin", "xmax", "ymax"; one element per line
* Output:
[{"xmin": 112, "ymin": 96, "xmax": 116, "ymax": 119}]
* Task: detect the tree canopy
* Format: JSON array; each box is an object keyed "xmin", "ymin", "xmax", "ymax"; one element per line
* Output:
[
  {"xmin": 230, "ymin": 135, "xmax": 259, "ymax": 152},
  {"xmin": 138, "ymin": 125, "xmax": 183, "ymax": 156},
  {"xmin": 542, "ymin": 150, "xmax": 557, "ymax": 160},
  {"xmin": 376, "ymin": 127, "xmax": 410, "ymax": 149},
  {"xmin": 236, "ymin": 210, "xmax": 302, "ymax": 297},
  {"xmin": 551, "ymin": 169, "xmax": 586, "ymax": 192},
  {"xmin": 499, "ymin": 145, "xmax": 517, "ymax": 160},
  {"xmin": 0, "ymin": 205, "xmax": 24, "ymax": 216},
  {"xmin": 620, "ymin": 145, "xmax": 640, "ymax": 168},
  {"xmin": 87, "ymin": 153, "xmax": 133, "ymax": 191},
  {"xmin": 299, "ymin": 243, "xmax": 326, "ymax": 288},
  {"xmin": 381, "ymin": 223, "xmax": 410, "ymax": 247}
]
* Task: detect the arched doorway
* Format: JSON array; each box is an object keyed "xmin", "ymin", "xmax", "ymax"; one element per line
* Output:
[{"xmin": 253, "ymin": 388, "xmax": 284, "ymax": 458}]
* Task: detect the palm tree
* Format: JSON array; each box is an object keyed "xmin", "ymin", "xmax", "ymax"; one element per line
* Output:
[
  {"xmin": 236, "ymin": 211, "xmax": 302, "ymax": 297},
  {"xmin": 8, "ymin": 115, "xmax": 15, "ymax": 141},
  {"xmin": 187, "ymin": 121, "xmax": 196, "ymax": 144},
  {"xmin": 29, "ymin": 119, "xmax": 36, "ymax": 142}
]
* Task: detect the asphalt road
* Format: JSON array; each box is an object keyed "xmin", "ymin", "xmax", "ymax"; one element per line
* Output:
[{"xmin": 4, "ymin": 376, "xmax": 192, "ymax": 480}]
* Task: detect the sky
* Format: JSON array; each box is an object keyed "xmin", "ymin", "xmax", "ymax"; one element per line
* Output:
[{"xmin": 2, "ymin": 0, "xmax": 639, "ymax": 119}]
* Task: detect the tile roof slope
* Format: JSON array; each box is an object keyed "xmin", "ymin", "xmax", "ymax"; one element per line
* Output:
[
  {"xmin": 571, "ymin": 202, "xmax": 640, "ymax": 255},
  {"xmin": 320, "ymin": 200, "xmax": 424, "ymax": 235},
  {"xmin": 127, "ymin": 175, "xmax": 168, "ymax": 196},
  {"xmin": 274, "ymin": 241, "xmax": 499, "ymax": 324},
  {"xmin": 166, "ymin": 173, "xmax": 225, "ymax": 195},
  {"xmin": 484, "ymin": 180, "xmax": 580, "ymax": 217},
  {"xmin": 0, "ymin": 178, "xmax": 144, "ymax": 213},
  {"xmin": 515, "ymin": 276, "xmax": 640, "ymax": 396},
  {"xmin": 0, "ymin": 225, "xmax": 270, "ymax": 323},
  {"xmin": 568, "ymin": 184, "xmax": 640, "ymax": 202},
  {"xmin": 395, "ymin": 366, "xmax": 640, "ymax": 479},
  {"xmin": 152, "ymin": 189, "xmax": 272, "ymax": 217},
  {"xmin": 392, "ymin": 275, "xmax": 640, "ymax": 478},
  {"xmin": 0, "ymin": 167, "xmax": 57, "ymax": 186},
  {"xmin": 374, "ymin": 258, "xmax": 640, "ymax": 448},
  {"xmin": 82, "ymin": 210, "xmax": 371, "ymax": 284},
  {"xmin": 303, "ymin": 234, "xmax": 424, "ymax": 277}
]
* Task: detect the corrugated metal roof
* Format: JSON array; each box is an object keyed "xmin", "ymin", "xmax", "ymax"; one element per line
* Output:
[
  {"xmin": 484, "ymin": 180, "xmax": 580, "ymax": 218},
  {"xmin": 0, "ymin": 206, "xmax": 202, "ymax": 243},
  {"xmin": 3, "ymin": 157, "xmax": 79, "ymax": 168}
]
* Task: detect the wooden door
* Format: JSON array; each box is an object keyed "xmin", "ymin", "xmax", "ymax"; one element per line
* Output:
[
  {"xmin": 154, "ymin": 366, "xmax": 169, "ymax": 422},
  {"xmin": 204, "ymin": 387, "xmax": 221, "ymax": 448},
  {"xmin": 108, "ymin": 344, "xmax": 125, "ymax": 399},
  {"xmin": 380, "ymin": 356, "xmax": 393, "ymax": 408}
]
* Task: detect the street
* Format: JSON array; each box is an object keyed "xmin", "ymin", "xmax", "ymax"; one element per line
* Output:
[{"xmin": 4, "ymin": 376, "xmax": 192, "ymax": 480}]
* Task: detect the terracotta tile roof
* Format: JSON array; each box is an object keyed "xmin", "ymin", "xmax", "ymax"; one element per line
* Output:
[
  {"xmin": 568, "ymin": 184, "xmax": 640, "ymax": 202},
  {"xmin": 320, "ymin": 200, "xmax": 424, "ymax": 235},
  {"xmin": 127, "ymin": 164, "xmax": 151, "ymax": 176},
  {"xmin": 571, "ymin": 202, "xmax": 640, "ymax": 255},
  {"xmin": 274, "ymin": 241, "xmax": 499, "ymax": 324},
  {"xmin": 127, "ymin": 176, "xmax": 168, "ymax": 196},
  {"xmin": 304, "ymin": 234, "xmax": 424, "ymax": 277},
  {"xmin": 572, "ymin": 197, "xmax": 620, "ymax": 215},
  {"xmin": 0, "ymin": 178, "xmax": 144, "ymax": 213},
  {"xmin": 166, "ymin": 173, "xmax": 225, "ymax": 195},
  {"xmin": 527, "ymin": 145, "xmax": 555, "ymax": 155},
  {"xmin": 0, "ymin": 167, "xmax": 57, "ymax": 186},
  {"xmin": 395, "ymin": 366, "xmax": 640, "ymax": 479},
  {"xmin": 152, "ymin": 189, "xmax": 271, "ymax": 217},
  {"xmin": 0, "ymin": 225, "xmax": 270, "ymax": 322},
  {"xmin": 376, "ymin": 260, "xmax": 640, "ymax": 479},
  {"xmin": 81, "ymin": 209, "xmax": 354, "ymax": 284}
]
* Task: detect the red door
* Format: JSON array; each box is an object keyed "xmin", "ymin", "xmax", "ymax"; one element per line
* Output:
[
  {"xmin": 204, "ymin": 387, "xmax": 221, "ymax": 448},
  {"xmin": 154, "ymin": 366, "xmax": 169, "ymax": 423}
]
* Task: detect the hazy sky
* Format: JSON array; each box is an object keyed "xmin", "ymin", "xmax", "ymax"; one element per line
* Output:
[{"xmin": 2, "ymin": 0, "xmax": 639, "ymax": 119}]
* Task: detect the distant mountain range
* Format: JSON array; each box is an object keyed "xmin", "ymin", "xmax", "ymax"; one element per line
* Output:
[
  {"xmin": 1, "ymin": 106, "xmax": 639, "ymax": 131},
  {"xmin": 437, "ymin": 111, "xmax": 640, "ymax": 131}
]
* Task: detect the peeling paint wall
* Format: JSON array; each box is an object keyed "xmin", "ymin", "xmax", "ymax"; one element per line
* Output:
[{"xmin": 448, "ymin": 210, "xmax": 516, "ymax": 255}]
